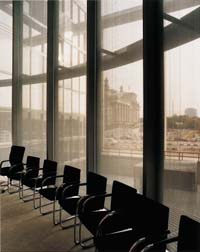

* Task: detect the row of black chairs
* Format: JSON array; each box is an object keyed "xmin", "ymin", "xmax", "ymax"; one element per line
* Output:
[{"xmin": 1, "ymin": 145, "xmax": 200, "ymax": 252}]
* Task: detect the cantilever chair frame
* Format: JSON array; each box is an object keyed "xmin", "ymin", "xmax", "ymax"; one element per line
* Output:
[
  {"xmin": 32, "ymin": 169, "xmax": 57, "ymax": 209},
  {"xmin": 78, "ymin": 192, "xmax": 113, "ymax": 248},
  {"xmin": 38, "ymin": 165, "xmax": 81, "ymax": 225},
  {"xmin": 39, "ymin": 174, "xmax": 66, "ymax": 217},
  {"xmin": 136, "ymin": 236, "xmax": 178, "ymax": 252},
  {"xmin": 0, "ymin": 145, "xmax": 25, "ymax": 191},
  {"xmin": 129, "ymin": 230, "xmax": 171, "ymax": 252},
  {"xmin": 53, "ymin": 180, "xmax": 81, "ymax": 225},
  {"xmin": 20, "ymin": 168, "xmax": 39, "ymax": 200},
  {"xmin": 132, "ymin": 215, "xmax": 200, "ymax": 252},
  {"xmin": 0, "ymin": 160, "xmax": 10, "ymax": 192},
  {"xmin": 0, "ymin": 160, "xmax": 10, "ymax": 186},
  {"xmin": 7, "ymin": 163, "xmax": 24, "ymax": 194},
  {"xmin": 93, "ymin": 194, "xmax": 169, "ymax": 252},
  {"xmin": 52, "ymin": 181, "xmax": 72, "ymax": 225},
  {"xmin": 21, "ymin": 168, "xmax": 43, "ymax": 204},
  {"xmin": 59, "ymin": 182, "xmax": 87, "ymax": 230},
  {"xmin": 78, "ymin": 180, "xmax": 139, "ymax": 249},
  {"xmin": 21, "ymin": 168, "xmax": 57, "ymax": 209},
  {"xmin": 94, "ymin": 211, "xmax": 169, "ymax": 252},
  {"xmin": 59, "ymin": 181, "xmax": 107, "ymax": 246}
]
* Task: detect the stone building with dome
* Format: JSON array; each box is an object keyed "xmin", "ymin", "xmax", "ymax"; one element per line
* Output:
[{"xmin": 103, "ymin": 77, "xmax": 140, "ymax": 139}]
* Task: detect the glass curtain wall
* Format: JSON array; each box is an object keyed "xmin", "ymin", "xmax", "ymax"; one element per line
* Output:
[
  {"xmin": 98, "ymin": 0, "xmax": 143, "ymax": 191},
  {"xmin": 55, "ymin": 0, "xmax": 87, "ymax": 178},
  {"xmin": 22, "ymin": 1, "xmax": 47, "ymax": 160},
  {"xmin": 163, "ymin": 0, "xmax": 200, "ymax": 232},
  {"xmin": 0, "ymin": 2, "xmax": 12, "ymax": 160}
]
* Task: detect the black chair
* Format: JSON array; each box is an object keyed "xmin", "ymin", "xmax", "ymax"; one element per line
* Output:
[
  {"xmin": 0, "ymin": 145, "xmax": 25, "ymax": 177},
  {"xmin": 78, "ymin": 180, "xmax": 137, "ymax": 248},
  {"xmin": 58, "ymin": 172, "xmax": 107, "ymax": 244},
  {"xmin": 94, "ymin": 193, "xmax": 169, "ymax": 252},
  {"xmin": 17, "ymin": 156, "xmax": 40, "ymax": 199},
  {"xmin": 7, "ymin": 163, "xmax": 24, "ymax": 194},
  {"xmin": 38, "ymin": 165, "xmax": 81, "ymax": 225},
  {"xmin": 7, "ymin": 155, "xmax": 40, "ymax": 195},
  {"xmin": 21, "ymin": 159, "xmax": 57, "ymax": 209},
  {"xmin": 136, "ymin": 215, "xmax": 200, "ymax": 252}
]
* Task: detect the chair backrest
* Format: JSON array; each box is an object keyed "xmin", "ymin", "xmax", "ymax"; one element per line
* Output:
[
  {"xmin": 42, "ymin": 159, "xmax": 57, "ymax": 178},
  {"xmin": 9, "ymin": 145, "xmax": 25, "ymax": 166},
  {"xmin": 26, "ymin": 156, "xmax": 40, "ymax": 178},
  {"xmin": 62, "ymin": 165, "xmax": 81, "ymax": 195},
  {"xmin": 110, "ymin": 180, "xmax": 137, "ymax": 211},
  {"xmin": 63, "ymin": 165, "xmax": 81, "ymax": 184},
  {"xmin": 86, "ymin": 172, "xmax": 107, "ymax": 195},
  {"xmin": 131, "ymin": 194, "xmax": 169, "ymax": 236},
  {"xmin": 178, "ymin": 215, "xmax": 200, "ymax": 252}
]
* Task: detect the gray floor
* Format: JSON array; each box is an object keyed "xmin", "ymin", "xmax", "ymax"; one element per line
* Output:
[{"xmin": 0, "ymin": 189, "xmax": 94, "ymax": 252}]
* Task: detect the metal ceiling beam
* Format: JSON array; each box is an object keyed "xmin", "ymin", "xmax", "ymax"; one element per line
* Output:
[
  {"xmin": 73, "ymin": 0, "xmax": 200, "ymax": 33},
  {"xmin": 0, "ymin": 3, "xmax": 46, "ymax": 34},
  {"xmin": 0, "ymin": 5, "xmax": 199, "ymax": 87},
  {"xmin": 21, "ymin": 0, "xmax": 200, "ymax": 47}
]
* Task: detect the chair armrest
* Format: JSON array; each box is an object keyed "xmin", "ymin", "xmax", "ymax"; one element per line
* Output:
[
  {"xmin": 43, "ymin": 174, "xmax": 63, "ymax": 181},
  {"xmin": 141, "ymin": 236, "xmax": 178, "ymax": 252},
  {"xmin": 55, "ymin": 182, "xmax": 67, "ymax": 195},
  {"xmin": 97, "ymin": 226, "xmax": 133, "ymax": 239},
  {"xmin": 16, "ymin": 171, "xmax": 25, "ymax": 174},
  {"xmin": 16, "ymin": 170, "xmax": 26, "ymax": 180},
  {"xmin": 8, "ymin": 163, "xmax": 24, "ymax": 174},
  {"xmin": 105, "ymin": 228, "xmax": 133, "ymax": 237},
  {"xmin": 0, "ymin": 160, "xmax": 10, "ymax": 168},
  {"xmin": 54, "ymin": 174, "xmax": 64, "ymax": 178},
  {"xmin": 94, "ymin": 223, "xmax": 133, "ymax": 251},
  {"xmin": 77, "ymin": 193, "xmax": 109, "ymax": 214},
  {"xmin": 61, "ymin": 182, "xmax": 86, "ymax": 200},
  {"xmin": 82, "ymin": 193, "xmax": 112, "ymax": 209},
  {"xmin": 40, "ymin": 175, "xmax": 58, "ymax": 188},
  {"xmin": 96, "ymin": 210, "xmax": 131, "ymax": 237},
  {"xmin": 64, "ymin": 195, "xmax": 81, "ymax": 200},
  {"xmin": 129, "ymin": 230, "xmax": 170, "ymax": 252},
  {"xmin": 25, "ymin": 168, "xmax": 38, "ymax": 176},
  {"xmin": 31, "ymin": 175, "xmax": 43, "ymax": 181},
  {"xmin": 129, "ymin": 237, "xmax": 146, "ymax": 252},
  {"xmin": 31, "ymin": 175, "xmax": 43, "ymax": 184}
]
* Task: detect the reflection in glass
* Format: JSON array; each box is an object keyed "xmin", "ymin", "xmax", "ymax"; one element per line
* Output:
[
  {"xmin": 55, "ymin": 0, "xmax": 87, "ymax": 178},
  {"xmin": 98, "ymin": 0, "xmax": 143, "ymax": 191},
  {"xmin": 22, "ymin": 1, "xmax": 47, "ymax": 161},
  {"xmin": 0, "ymin": 4, "xmax": 12, "ymax": 160},
  {"xmin": 163, "ymin": 0, "xmax": 200, "ymax": 234}
]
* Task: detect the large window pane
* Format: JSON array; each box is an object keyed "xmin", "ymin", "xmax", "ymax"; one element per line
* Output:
[
  {"xmin": 22, "ymin": 1, "xmax": 47, "ymax": 160},
  {"xmin": 55, "ymin": 0, "xmax": 87, "ymax": 178},
  {"xmin": 98, "ymin": 0, "xmax": 143, "ymax": 192},
  {"xmin": 0, "ymin": 3, "xmax": 12, "ymax": 160},
  {"xmin": 163, "ymin": 0, "xmax": 200, "ymax": 238}
]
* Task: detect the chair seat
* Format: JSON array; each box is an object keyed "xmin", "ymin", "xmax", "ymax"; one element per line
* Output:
[
  {"xmin": 80, "ymin": 210, "xmax": 109, "ymax": 235},
  {"xmin": 22, "ymin": 177, "xmax": 43, "ymax": 188},
  {"xmin": 0, "ymin": 167, "xmax": 10, "ymax": 176},
  {"xmin": 94, "ymin": 228, "xmax": 137, "ymax": 251},
  {"xmin": 59, "ymin": 197, "xmax": 80, "ymax": 216},
  {"xmin": 39, "ymin": 187, "xmax": 57, "ymax": 201},
  {"xmin": 9, "ymin": 173, "xmax": 21, "ymax": 181}
]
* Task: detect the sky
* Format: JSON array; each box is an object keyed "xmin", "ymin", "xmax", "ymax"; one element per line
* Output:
[{"xmin": 0, "ymin": 0, "xmax": 200, "ymax": 118}]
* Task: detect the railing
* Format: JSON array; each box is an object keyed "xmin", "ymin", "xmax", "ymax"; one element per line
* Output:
[
  {"xmin": 165, "ymin": 150, "xmax": 200, "ymax": 161},
  {"xmin": 101, "ymin": 148, "xmax": 200, "ymax": 162}
]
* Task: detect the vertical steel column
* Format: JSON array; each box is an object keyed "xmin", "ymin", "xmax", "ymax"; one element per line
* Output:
[
  {"xmin": 12, "ymin": 1, "xmax": 23, "ymax": 145},
  {"xmin": 86, "ymin": 0, "xmax": 101, "ymax": 172},
  {"xmin": 46, "ymin": 0, "xmax": 59, "ymax": 160},
  {"xmin": 143, "ymin": 0, "xmax": 164, "ymax": 202}
]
